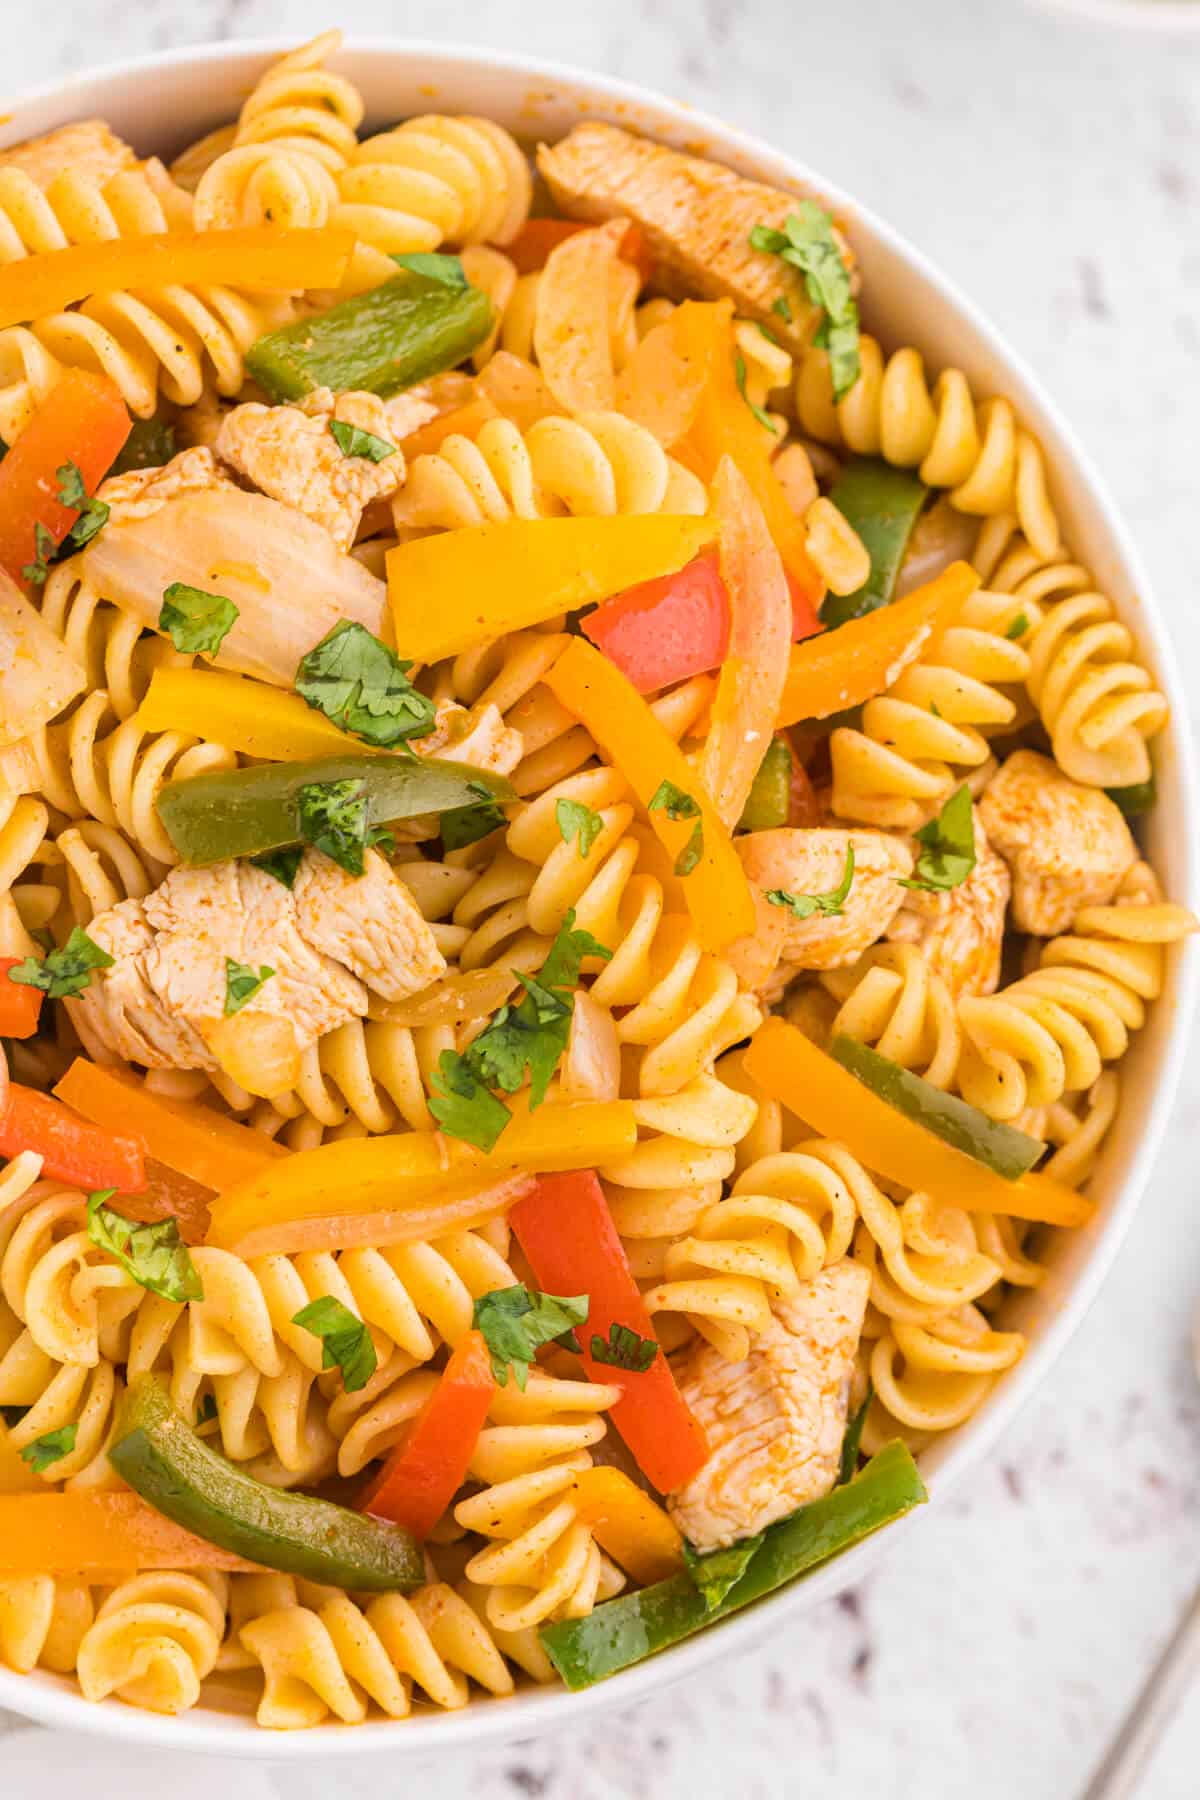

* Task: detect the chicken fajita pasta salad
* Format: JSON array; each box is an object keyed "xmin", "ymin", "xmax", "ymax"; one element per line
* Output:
[{"xmin": 0, "ymin": 29, "xmax": 1193, "ymax": 1729}]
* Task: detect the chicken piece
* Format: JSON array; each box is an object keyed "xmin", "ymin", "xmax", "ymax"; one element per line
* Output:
[
  {"xmin": 413, "ymin": 701, "xmax": 523, "ymax": 778},
  {"xmin": 886, "ymin": 815, "xmax": 1010, "ymax": 997},
  {"xmin": 215, "ymin": 388, "xmax": 406, "ymax": 552},
  {"xmin": 727, "ymin": 828, "xmax": 913, "ymax": 1000},
  {"xmin": 978, "ymin": 750, "xmax": 1136, "ymax": 937},
  {"xmin": 538, "ymin": 123, "xmax": 855, "ymax": 354},
  {"xmin": 292, "ymin": 848, "xmax": 445, "ymax": 1003},
  {"xmin": 69, "ymin": 901, "xmax": 214, "ymax": 1071},
  {"xmin": 668, "ymin": 1262, "xmax": 870, "ymax": 1552},
  {"xmin": 82, "ymin": 469, "xmax": 388, "ymax": 688},
  {"xmin": 0, "ymin": 120, "xmax": 136, "ymax": 190},
  {"xmin": 97, "ymin": 446, "xmax": 237, "ymax": 526}
]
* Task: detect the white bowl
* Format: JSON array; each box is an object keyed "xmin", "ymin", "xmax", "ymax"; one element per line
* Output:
[
  {"xmin": 1035, "ymin": 0, "xmax": 1200, "ymax": 30},
  {"xmin": 2, "ymin": 35, "xmax": 1196, "ymax": 1760}
]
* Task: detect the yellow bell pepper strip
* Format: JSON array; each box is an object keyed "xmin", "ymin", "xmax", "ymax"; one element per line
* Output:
[
  {"xmin": 205, "ymin": 1099, "xmax": 638, "ymax": 1257},
  {"xmin": 0, "ymin": 1491, "xmax": 261, "ymax": 1574},
  {"xmin": 701, "ymin": 456, "xmax": 793, "ymax": 830},
  {"xmin": 673, "ymin": 300, "xmax": 824, "ymax": 607},
  {"xmin": 743, "ymin": 1017, "xmax": 1092, "ymax": 1227},
  {"xmin": 544, "ymin": 637, "xmax": 756, "ymax": 953},
  {"xmin": 569, "ymin": 1467, "xmax": 686, "ymax": 1585},
  {"xmin": 136, "ymin": 668, "xmax": 358, "ymax": 763},
  {"xmin": 0, "ymin": 228, "xmax": 356, "ymax": 333},
  {"xmin": 776, "ymin": 560, "xmax": 980, "ymax": 729},
  {"xmin": 54, "ymin": 1058, "xmax": 285, "ymax": 1193},
  {"xmin": 387, "ymin": 514, "xmax": 714, "ymax": 662}
]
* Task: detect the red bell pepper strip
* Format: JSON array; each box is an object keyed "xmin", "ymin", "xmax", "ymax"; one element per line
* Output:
[
  {"xmin": 511, "ymin": 1172, "xmax": 709, "ymax": 1494},
  {"xmin": 0, "ymin": 369, "xmax": 131, "ymax": 585},
  {"xmin": 360, "ymin": 1328, "xmax": 496, "ymax": 1538},
  {"xmin": 583, "ymin": 552, "xmax": 823, "ymax": 695},
  {"xmin": 0, "ymin": 1082, "xmax": 145, "ymax": 1192},
  {"xmin": 0, "ymin": 959, "xmax": 43, "ymax": 1038}
]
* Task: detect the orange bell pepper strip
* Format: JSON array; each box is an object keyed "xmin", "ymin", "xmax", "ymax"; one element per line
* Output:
[
  {"xmin": 0, "ymin": 1082, "xmax": 144, "ymax": 1192},
  {"xmin": 569, "ymin": 1466, "xmax": 686, "ymax": 1584},
  {"xmin": 511, "ymin": 1172, "xmax": 709, "ymax": 1494},
  {"xmin": 544, "ymin": 637, "xmax": 756, "ymax": 953},
  {"xmin": 400, "ymin": 395, "xmax": 500, "ymax": 459},
  {"xmin": 743, "ymin": 1017, "xmax": 1092, "ymax": 1228},
  {"xmin": 673, "ymin": 300, "xmax": 824, "ymax": 607},
  {"xmin": 387, "ymin": 514, "xmax": 714, "ymax": 662},
  {"xmin": 0, "ymin": 957, "xmax": 43, "ymax": 1037},
  {"xmin": 499, "ymin": 218, "xmax": 654, "ymax": 281},
  {"xmin": 0, "ymin": 228, "xmax": 356, "ymax": 333},
  {"xmin": 776, "ymin": 561, "xmax": 981, "ymax": 728},
  {"xmin": 111, "ymin": 1158, "xmax": 215, "ymax": 1248},
  {"xmin": 0, "ymin": 369, "xmax": 130, "ymax": 585},
  {"xmin": 360, "ymin": 1329, "xmax": 496, "ymax": 1538},
  {"xmin": 136, "ymin": 668, "xmax": 358, "ymax": 764},
  {"xmin": 54, "ymin": 1058, "xmax": 283, "ymax": 1194},
  {"xmin": 205, "ymin": 1099, "xmax": 638, "ymax": 1257},
  {"xmin": 0, "ymin": 1491, "xmax": 259, "ymax": 1574}
]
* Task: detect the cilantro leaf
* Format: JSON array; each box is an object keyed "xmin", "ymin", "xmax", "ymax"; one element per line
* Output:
[
  {"xmin": 295, "ymin": 621, "xmax": 435, "ymax": 748},
  {"xmin": 750, "ymin": 202, "xmax": 860, "ymax": 399},
  {"xmin": 555, "ymin": 797, "xmax": 604, "ymax": 860},
  {"xmin": 1004, "ymin": 612, "xmax": 1030, "ymax": 640},
  {"xmin": 898, "ymin": 784, "xmax": 976, "ymax": 894},
  {"xmin": 21, "ymin": 522, "xmax": 56, "ymax": 587},
  {"xmin": 291, "ymin": 1295, "xmax": 377, "ymax": 1393},
  {"xmin": 766, "ymin": 844, "xmax": 855, "ymax": 921},
  {"xmin": 538, "ymin": 910, "xmax": 612, "ymax": 992},
  {"xmin": 589, "ymin": 1322, "xmax": 658, "ymax": 1372},
  {"xmin": 56, "ymin": 460, "xmax": 110, "ymax": 553},
  {"xmin": 297, "ymin": 777, "xmax": 374, "ymax": 876},
  {"xmin": 682, "ymin": 1533, "xmax": 765, "ymax": 1611},
  {"xmin": 429, "ymin": 1049, "xmax": 512, "ymax": 1151},
  {"xmin": 771, "ymin": 295, "xmax": 793, "ymax": 324},
  {"xmin": 7, "ymin": 926, "xmax": 113, "ymax": 999},
  {"xmin": 19, "ymin": 1424, "xmax": 78, "ymax": 1473},
  {"xmin": 87, "ymin": 1190, "xmax": 203, "ymax": 1303},
  {"xmin": 251, "ymin": 846, "xmax": 304, "ymax": 889},
  {"xmin": 733, "ymin": 349, "xmax": 778, "ymax": 435},
  {"xmin": 224, "ymin": 958, "xmax": 274, "ymax": 1016},
  {"xmin": 393, "ymin": 251, "xmax": 468, "ymax": 287},
  {"xmin": 159, "ymin": 582, "xmax": 238, "ymax": 656},
  {"xmin": 839, "ymin": 1380, "xmax": 874, "ymax": 1485},
  {"xmin": 328, "ymin": 418, "xmax": 397, "ymax": 463},
  {"xmin": 473, "ymin": 1284, "xmax": 589, "ymax": 1389},
  {"xmin": 647, "ymin": 778, "xmax": 704, "ymax": 877}
]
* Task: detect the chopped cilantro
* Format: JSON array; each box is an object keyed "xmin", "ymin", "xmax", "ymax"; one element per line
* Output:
[
  {"xmin": 224, "ymin": 958, "xmax": 274, "ymax": 1016},
  {"xmin": 1004, "ymin": 612, "xmax": 1030, "ymax": 640},
  {"xmin": 589, "ymin": 1322, "xmax": 658, "ymax": 1372},
  {"xmin": 21, "ymin": 522, "xmax": 55, "ymax": 588},
  {"xmin": 19, "ymin": 1425, "xmax": 77, "ymax": 1473},
  {"xmin": 647, "ymin": 778, "xmax": 704, "ymax": 877},
  {"xmin": 473, "ymin": 1284, "xmax": 589, "ymax": 1389},
  {"xmin": 297, "ymin": 777, "xmax": 386, "ymax": 877},
  {"xmin": 294, "ymin": 621, "xmax": 435, "ymax": 748},
  {"xmin": 251, "ymin": 846, "xmax": 304, "ymax": 889},
  {"xmin": 56, "ymin": 460, "xmax": 110, "ymax": 553},
  {"xmin": 765, "ymin": 843, "xmax": 856, "ymax": 920},
  {"xmin": 87, "ymin": 1190, "xmax": 203, "ymax": 1303},
  {"xmin": 292, "ymin": 1295, "xmax": 377, "ymax": 1393},
  {"xmin": 328, "ymin": 418, "xmax": 397, "ymax": 463},
  {"xmin": 771, "ymin": 295, "xmax": 793, "ymax": 324},
  {"xmin": 393, "ymin": 251, "xmax": 469, "ymax": 287},
  {"xmin": 158, "ymin": 582, "xmax": 238, "ymax": 656},
  {"xmin": 429, "ymin": 1050, "xmax": 513, "ymax": 1151},
  {"xmin": 750, "ymin": 202, "xmax": 860, "ymax": 400},
  {"xmin": 898, "ymin": 784, "xmax": 976, "ymax": 893},
  {"xmin": 555, "ymin": 797, "xmax": 604, "ymax": 860},
  {"xmin": 6, "ymin": 927, "xmax": 113, "ymax": 999}
]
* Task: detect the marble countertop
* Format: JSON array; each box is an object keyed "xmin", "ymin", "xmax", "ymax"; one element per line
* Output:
[{"xmin": 3, "ymin": 1, "xmax": 1199, "ymax": 1794}]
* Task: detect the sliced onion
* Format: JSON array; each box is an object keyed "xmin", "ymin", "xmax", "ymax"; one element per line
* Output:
[
  {"xmin": 0, "ymin": 568, "xmax": 85, "ymax": 746},
  {"xmin": 533, "ymin": 217, "xmax": 631, "ymax": 415},
  {"xmin": 560, "ymin": 991, "xmax": 621, "ymax": 1101},
  {"xmin": 226, "ymin": 1173, "xmax": 536, "ymax": 1258},
  {"xmin": 614, "ymin": 314, "xmax": 708, "ymax": 448},
  {"xmin": 368, "ymin": 966, "xmax": 519, "ymax": 1028}
]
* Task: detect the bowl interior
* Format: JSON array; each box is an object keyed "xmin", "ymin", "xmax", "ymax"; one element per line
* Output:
[{"xmin": 1, "ymin": 37, "xmax": 1196, "ymax": 1758}]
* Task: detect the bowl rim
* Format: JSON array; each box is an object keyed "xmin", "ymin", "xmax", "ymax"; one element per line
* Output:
[{"xmin": 1, "ymin": 31, "xmax": 1197, "ymax": 1760}]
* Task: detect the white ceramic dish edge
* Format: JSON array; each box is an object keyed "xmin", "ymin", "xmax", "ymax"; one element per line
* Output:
[{"xmin": 1, "ymin": 36, "xmax": 1196, "ymax": 1758}]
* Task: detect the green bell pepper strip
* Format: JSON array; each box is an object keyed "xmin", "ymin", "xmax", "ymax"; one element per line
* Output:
[
  {"xmin": 110, "ymin": 1376, "xmax": 424, "ymax": 1591},
  {"xmin": 738, "ymin": 737, "xmax": 792, "ymax": 832},
  {"xmin": 108, "ymin": 418, "xmax": 177, "ymax": 477},
  {"xmin": 540, "ymin": 1441, "xmax": 926, "ymax": 1689},
  {"xmin": 1105, "ymin": 774, "xmax": 1156, "ymax": 818},
  {"xmin": 245, "ymin": 269, "xmax": 494, "ymax": 402},
  {"xmin": 155, "ymin": 751, "xmax": 515, "ymax": 867},
  {"xmin": 828, "ymin": 1033, "xmax": 1045, "ymax": 1179},
  {"xmin": 822, "ymin": 457, "xmax": 929, "ymax": 628}
]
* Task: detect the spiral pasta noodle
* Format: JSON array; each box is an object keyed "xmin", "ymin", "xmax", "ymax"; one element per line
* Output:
[{"xmin": 75, "ymin": 1572, "xmax": 225, "ymax": 1712}]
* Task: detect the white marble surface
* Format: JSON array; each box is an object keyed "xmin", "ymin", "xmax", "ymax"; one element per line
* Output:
[{"xmin": 2, "ymin": 1, "xmax": 1199, "ymax": 1794}]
